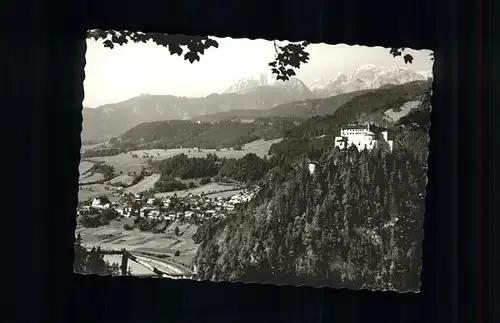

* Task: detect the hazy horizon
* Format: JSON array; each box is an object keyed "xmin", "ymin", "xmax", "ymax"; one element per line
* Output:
[{"xmin": 84, "ymin": 36, "xmax": 433, "ymax": 108}]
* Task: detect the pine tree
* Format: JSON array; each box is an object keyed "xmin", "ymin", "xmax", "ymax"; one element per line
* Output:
[{"xmin": 73, "ymin": 233, "xmax": 88, "ymax": 273}]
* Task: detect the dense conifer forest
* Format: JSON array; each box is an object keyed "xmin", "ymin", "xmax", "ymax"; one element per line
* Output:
[{"xmin": 191, "ymin": 86, "xmax": 431, "ymax": 290}]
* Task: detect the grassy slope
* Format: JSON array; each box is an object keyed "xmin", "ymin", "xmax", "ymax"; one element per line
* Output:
[
  {"xmin": 190, "ymin": 89, "xmax": 373, "ymax": 122},
  {"xmin": 285, "ymin": 80, "xmax": 431, "ymax": 139}
]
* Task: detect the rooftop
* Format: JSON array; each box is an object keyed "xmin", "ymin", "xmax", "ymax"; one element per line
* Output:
[{"xmin": 341, "ymin": 123, "xmax": 370, "ymax": 130}]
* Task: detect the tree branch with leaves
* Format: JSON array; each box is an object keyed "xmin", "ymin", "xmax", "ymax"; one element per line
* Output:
[
  {"xmin": 268, "ymin": 40, "xmax": 310, "ymax": 81},
  {"xmin": 86, "ymin": 30, "xmax": 432, "ymax": 81},
  {"xmin": 87, "ymin": 30, "xmax": 219, "ymax": 63}
]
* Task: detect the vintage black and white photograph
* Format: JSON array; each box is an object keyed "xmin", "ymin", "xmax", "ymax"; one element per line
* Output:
[{"xmin": 75, "ymin": 30, "xmax": 433, "ymax": 292}]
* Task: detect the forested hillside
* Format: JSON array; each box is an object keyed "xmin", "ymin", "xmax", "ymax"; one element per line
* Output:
[
  {"xmin": 83, "ymin": 81, "xmax": 429, "ymax": 159},
  {"xmin": 82, "ymin": 118, "xmax": 297, "ymax": 157},
  {"xmin": 267, "ymin": 80, "xmax": 431, "ymax": 164},
  {"xmin": 283, "ymin": 80, "xmax": 430, "ymax": 139},
  {"xmin": 192, "ymin": 83, "xmax": 431, "ymax": 290},
  {"xmin": 193, "ymin": 145, "xmax": 425, "ymax": 290},
  {"xmin": 153, "ymin": 152, "xmax": 270, "ymax": 192},
  {"xmin": 81, "ymin": 83, "xmax": 314, "ymax": 142},
  {"xmin": 191, "ymin": 89, "xmax": 373, "ymax": 122}
]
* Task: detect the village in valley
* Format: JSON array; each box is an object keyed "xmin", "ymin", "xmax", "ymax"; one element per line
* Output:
[
  {"xmin": 78, "ymin": 183, "xmax": 260, "ymax": 224},
  {"xmin": 75, "ymin": 141, "xmax": 269, "ymax": 277},
  {"xmin": 79, "ymin": 34, "xmax": 431, "ymax": 289},
  {"xmin": 75, "ymin": 119, "xmax": 410, "ymax": 278}
]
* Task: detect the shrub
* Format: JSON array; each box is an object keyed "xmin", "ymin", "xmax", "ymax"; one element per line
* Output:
[{"xmin": 200, "ymin": 177, "xmax": 211, "ymax": 185}]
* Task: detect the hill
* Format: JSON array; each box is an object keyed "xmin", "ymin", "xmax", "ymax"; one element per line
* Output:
[
  {"xmin": 120, "ymin": 118, "xmax": 295, "ymax": 148},
  {"xmin": 82, "ymin": 118, "xmax": 296, "ymax": 157},
  {"xmin": 81, "ymin": 66, "xmax": 432, "ymax": 142},
  {"xmin": 83, "ymin": 81, "xmax": 431, "ymax": 159},
  {"xmin": 82, "ymin": 84, "xmax": 313, "ymax": 142},
  {"xmin": 190, "ymin": 109, "xmax": 272, "ymax": 123},
  {"xmin": 189, "ymin": 83, "xmax": 432, "ymax": 290},
  {"xmin": 193, "ymin": 143, "xmax": 426, "ymax": 290},
  {"xmin": 284, "ymin": 80, "xmax": 431, "ymax": 139},
  {"xmin": 268, "ymin": 80, "xmax": 432, "ymax": 165},
  {"xmin": 191, "ymin": 89, "xmax": 373, "ymax": 123}
]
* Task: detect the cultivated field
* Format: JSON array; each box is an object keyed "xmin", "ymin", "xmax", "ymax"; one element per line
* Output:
[
  {"xmin": 78, "ymin": 184, "xmax": 120, "ymax": 202},
  {"xmin": 241, "ymin": 138, "xmax": 282, "ymax": 153},
  {"xmin": 205, "ymin": 189, "xmax": 245, "ymax": 199},
  {"xmin": 124, "ymin": 174, "xmax": 161, "ymax": 195},
  {"xmin": 79, "ymin": 161, "xmax": 95, "ymax": 176},
  {"xmin": 86, "ymin": 154, "xmax": 148, "ymax": 175},
  {"xmin": 106, "ymin": 174, "xmax": 135, "ymax": 186},
  {"xmin": 80, "ymin": 141, "xmax": 109, "ymax": 153},
  {"xmin": 154, "ymin": 182, "xmax": 242, "ymax": 198},
  {"xmin": 77, "ymin": 219, "xmax": 199, "ymax": 267},
  {"xmin": 77, "ymin": 138, "xmax": 278, "ymax": 201},
  {"xmin": 84, "ymin": 138, "xmax": 283, "ymax": 174},
  {"xmin": 79, "ymin": 173, "xmax": 104, "ymax": 184}
]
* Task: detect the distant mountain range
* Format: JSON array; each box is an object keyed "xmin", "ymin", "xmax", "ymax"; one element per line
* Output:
[
  {"xmin": 82, "ymin": 80, "xmax": 431, "ymax": 158},
  {"xmin": 224, "ymin": 73, "xmax": 313, "ymax": 97},
  {"xmin": 190, "ymin": 89, "xmax": 373, "ymax": 123},
  {"xmin": 81, "ymin": 86, "xmax": 314, "ymax": 142},
  {"xmin": 309, "ymin": 64, "xmax": 432, "ymax": 98},
  {"xmin": 82, "ymin": 65, "xmax": 432, "ymax": 142}
]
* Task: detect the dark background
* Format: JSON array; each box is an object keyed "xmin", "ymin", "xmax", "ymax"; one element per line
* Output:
[{"xmin": 4, "ymin": 0, "xmax": 494, "ymax": 322}]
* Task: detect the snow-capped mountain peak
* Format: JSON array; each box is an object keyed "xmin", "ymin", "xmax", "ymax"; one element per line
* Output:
[
  {"xmin": 224, "ymin": 73, "xmax": 277, "ymax": 94},
  {"xmin": 309, "ymin": 73, "xmax": 348, "ymax": 92},
  {"xmin": 311, "ymin": 65, "xmax": 432, "ymax": 98},
  {"xmin": 335, "ymin": 72, "xmax": 348, "ymax": 82},
  {"xmin": 309, "ymin": 78, "xmax": 328, "ymax": 90},
  {"xmin": 224, "ymin": 72, "xmax": 312, "ymax": 97}
]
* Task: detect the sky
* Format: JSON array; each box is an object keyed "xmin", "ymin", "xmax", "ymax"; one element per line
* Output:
[{"xmin": 84, "ymin": 36, "xmax": 433, "ymax": 108}]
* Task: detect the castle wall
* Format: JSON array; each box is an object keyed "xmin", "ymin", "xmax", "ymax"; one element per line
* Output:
[{"xmin": 335, "ymin": 125, "xmax": 393, "ymax": 152}]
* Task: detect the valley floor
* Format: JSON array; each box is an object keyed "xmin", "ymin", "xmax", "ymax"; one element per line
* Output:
[{"xmin": 76, "ymin": 219, "xmax": 199, "ymax": 273}]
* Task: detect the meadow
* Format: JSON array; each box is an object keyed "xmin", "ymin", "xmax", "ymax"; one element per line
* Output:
[
  {"xmin": 84, "ymin": 138, "xmax": 282, "ymax": 174},
  {"xmin": 154, "ymin": 182, "xmax": 243, "ymax": 198}
]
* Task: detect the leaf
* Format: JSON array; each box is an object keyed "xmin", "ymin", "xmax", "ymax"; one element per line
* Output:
[
  {"xmin": 390, "ymin": 48, "xmax": 402, "ymax": 57},
  {"xmin": 103, "ymin": 39, "xmax": 114, "ymax": 49},
  {"xmin": 204, "ymin": 38, "xmax": 219, "ymax": 48},
  {"xmin": 403, "ymin": 54, "xmax": 414, "ymax": 64},
  {"xmin": 286, "ymin": 69, "xmax": 296, "ymax": 76},
  {"xmin": 184, "ymin": 52, "xmax": 200, "ymax": 63},
  {"xmin": 86, "ymin": 29, "xmax": 107, "ymax": 40},
  {"xmin": 268, "ymin": 61, "xmax": 277, "ymax": 67},
  {"xmin": 168, "ymin": 44, "xmax": 183, "ymax": 56}
]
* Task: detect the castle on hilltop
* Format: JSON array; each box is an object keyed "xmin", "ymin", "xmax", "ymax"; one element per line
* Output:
[{"xmin": 334, "ymin": 122, "xmax": 393, "ymax": 152}]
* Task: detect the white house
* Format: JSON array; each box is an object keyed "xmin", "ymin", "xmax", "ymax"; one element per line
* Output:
[
  {"xmin": 308, "ymin": 163, "xmax": 317, "ymax": 175},
  {"xmin": 91, "ymin": 197, "xmax": 110, "ymax": 209},
  {"xmin": 334, "ymin": 122, "xmax": 393, "ymax": 152}
]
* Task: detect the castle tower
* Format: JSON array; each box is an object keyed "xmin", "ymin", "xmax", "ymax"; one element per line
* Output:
[{"xmin": 308, "ymin": 163, "xmax": 317, "ymax": 175}]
